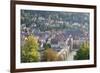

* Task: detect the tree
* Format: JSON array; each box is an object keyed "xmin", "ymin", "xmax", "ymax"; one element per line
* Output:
[
  {"xmin": 21, "ymin": 35, "xmax": 40, "ymax": 62},
  {"xmin": 43, "ymin": 43, "xmax": 51, "ymax": 49},
  {"xmin": 44, "ymin": 48, "xmax": 58, "ymax": 61},
  {"xmin": 74, "ymin": 41, "xmax": 89, "ymax": 60}
]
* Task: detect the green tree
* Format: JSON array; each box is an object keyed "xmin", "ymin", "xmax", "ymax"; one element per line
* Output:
[
  {"xmin": 74, "ymin": 41, "xmax": 89, "ymax": 60},
  {"xmin": 43, "ymin": 43, "xmax": 51, "ymax": 49},
  {"xmin": 21, "ymin": 35, "xmax": 40, "ymax": 62}
]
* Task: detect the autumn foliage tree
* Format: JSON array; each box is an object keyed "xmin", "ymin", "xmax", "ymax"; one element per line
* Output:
[
  {"xmin": 21, "ymin": 35, "xmax": 40, "ymax": 62},
  {"xmin": 44, "ymin": 48, "xmax": 58, "ymax": 61}
]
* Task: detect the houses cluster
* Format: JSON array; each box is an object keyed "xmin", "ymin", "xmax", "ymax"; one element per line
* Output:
[{"xmin": 21, "ymin": 22, "xmax": 89, "ymax": 50}]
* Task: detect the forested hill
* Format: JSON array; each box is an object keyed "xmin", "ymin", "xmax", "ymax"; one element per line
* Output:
[{"xmin": 21, "ymin": 10, "xmax": 89, "ymax": 32}]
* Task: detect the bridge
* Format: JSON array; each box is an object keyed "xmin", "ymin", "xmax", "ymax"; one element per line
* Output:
[{"xmin": 57, "ymin": 35, "xmax": 76, "ymax": 61}]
